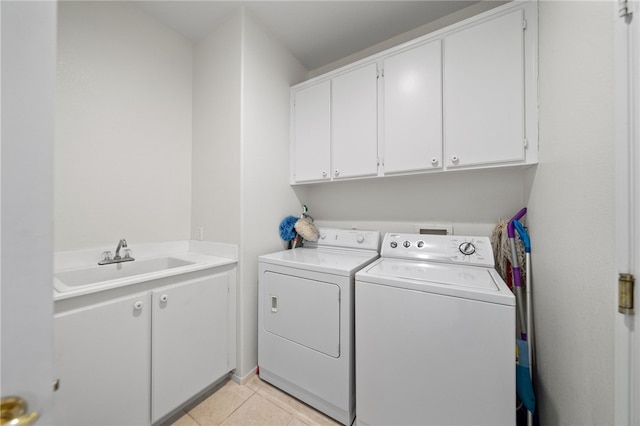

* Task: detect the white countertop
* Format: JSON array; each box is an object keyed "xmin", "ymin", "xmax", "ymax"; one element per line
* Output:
[{"xmin": 54, "ymin": 240, "xmax": 237, "ymax": 301}]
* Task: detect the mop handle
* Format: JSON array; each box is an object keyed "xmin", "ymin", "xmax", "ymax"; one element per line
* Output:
[
  {"xmin": 508, "ymin": 208, "xmax": 527, "ymax": 288},
  {"xmin": 508, "ymin": 208, "xmax": 527, "ymax": 238}
]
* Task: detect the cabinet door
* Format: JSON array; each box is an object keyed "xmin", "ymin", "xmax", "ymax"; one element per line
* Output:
[
  {"xmin": 383, "ymin": 40, "xmax": 442, "ymax": 174},
  {"xmin": 443, "ymin": 9, "xmax": 525, "ymax": 168},
  {"xmin": 151, "ymin": 272, "xmax": 230, "ymax": 423},
  {"xmin": 54, "ymin": 293, "xmax": 151, "ymax": 426},
  {"xmin": 292, "ymin": 81, "xmax": 331, "ymax": 183},
  {"xmin": 332, "ymin": 63, "xmax": 379, "ymax": 179}
]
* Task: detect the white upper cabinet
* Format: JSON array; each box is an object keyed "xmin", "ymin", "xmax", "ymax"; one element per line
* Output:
[
  {"xmin": 290, "ymin": 1, "xmax": 537, "ymax": 184},
  {"xmin": 331, "ymin": 63, "xmax": 379, "ymax": 180},
  {"xmin": 292, "ymin": 81, "xmax": 331, "ymax": 182},
  {"xmin": 382, "ymin": 40, "xmax": 442, "ymax": 174},
  {"xmin": 443, "ymin": 8, "xmax": 526, "ymax": 168}
]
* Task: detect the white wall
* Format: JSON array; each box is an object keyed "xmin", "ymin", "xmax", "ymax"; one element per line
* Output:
[
  {"xmin": 191, "ymin": 12, "xmax": 242, "ymax": 245},
  {"xmin": 240, "ymin": 10, "xmax": 308, "ymax": 376},
  {"xmin": 191, "ymin": 9, "xmax": 307, "ymax": 377},
  {"xmin": 55, "ymin": 1, "xmax": 193, "ymax": 251},
  {"xmin": 294, "ymin": 167, "xmax": 528, "ymax": 237},
  {"xmin": 527, "ymin": 2, "xmax": 616, "ymax": 424}
]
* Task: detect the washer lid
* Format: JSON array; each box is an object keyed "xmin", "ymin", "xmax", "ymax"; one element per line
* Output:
[
  {"xmin": 259, "ymin": 247, "xmax": 379, "ymax": 276},
  {"xmin": 357, "ymin": 258, "xmax": 515, "ymax": 306}
]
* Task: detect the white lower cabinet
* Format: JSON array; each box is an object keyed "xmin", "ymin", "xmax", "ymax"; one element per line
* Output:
[
  {"xmin": 54, "ymin": 268, "xmax": 235, "ymax": 426},
  {"xmin": 54, "ymin": 292, "xmax": 151, "ymax": 426},
  {"xmin": 151, "ymin": 274, "xmax": 230, "ymax": 423}
]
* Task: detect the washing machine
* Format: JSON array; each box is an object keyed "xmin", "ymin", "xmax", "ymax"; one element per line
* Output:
[
  {"xmin": 355, "ymin": 233, "xmax": 515, "ymax": 426},
  {"xmin": 259, "ymin": 228, "xmax": 380, "ymax": 425}
]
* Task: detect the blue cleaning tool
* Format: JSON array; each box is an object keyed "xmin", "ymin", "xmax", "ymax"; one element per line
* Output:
[
  {"xmin": 279, "ymin": 215, "xmax": 299, "ymax": 241},
  {"xmin": 514, "ymin": 220, "xmax": 530, "ymax": 253},
  {"xmin": 513, "ymin": 218, "xmax": 535, "ymax": 419},
  {"xmin": 516, "ymin": 339, "xmax": 535, "ymax": 413}
]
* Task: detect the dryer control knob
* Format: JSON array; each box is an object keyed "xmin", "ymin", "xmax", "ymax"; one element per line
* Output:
[
  {"xmin": 403, "ymin": 240, "xmax": 411, "ymax": 248},
  {"xmin": 390, "ymin": 241, "xmax": 398, "ymax": 248},
  {"xmin": 459, "ymin": 242, "xmax": 476, "ymax": 256}
]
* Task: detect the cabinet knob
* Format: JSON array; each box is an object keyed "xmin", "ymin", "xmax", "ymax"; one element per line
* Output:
[
  {"xmin": 431, "ymin": 157, "xmax": 438, "ymax": 166},
  {"xmin": 133, "ymin": 301, "xmax": 143, "ymax": 310},
  {"xmin": 334, "ymin": 170, "xmax": 340, "ymax": 177},
  {"xmin": 451, "ymin": 156, "xmax": 459, "ymax": 164},
  {"xmin": 160, "ymin": 294, "xmax": 168, "ymax": 303},
  {"xmin": 321, "ymin": 171, "xmax": 327, "ymax": 178}
]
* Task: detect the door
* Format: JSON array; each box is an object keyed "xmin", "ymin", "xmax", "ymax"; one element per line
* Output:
[
  {"xmin": 331, "ymin": 63, "xmax": 379, "ymax": 180},
  {"xmin": 614, "ymin": 1, "xmax": 639, "ymax": 424},
  {"xmin": 1, "ymin": 2, "xmax": 56, "ymax": 424},
  {"xmin": 383, "ymin": 40, "xmax": 442, "ymax": 174}
]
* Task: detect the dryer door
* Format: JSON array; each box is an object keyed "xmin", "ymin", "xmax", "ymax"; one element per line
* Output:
[{"xmin": 262, "ymin": 271, "xmax": 340, "ymax": 358}]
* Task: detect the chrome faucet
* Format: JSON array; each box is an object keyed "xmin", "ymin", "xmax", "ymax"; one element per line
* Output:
[
  {"xmin": 114, "ymin": 238, "xmax": 127, "ymax": 260},
  {"xmin": 98, "ymin": 238, "xmax": 135, "ymax": 265}
]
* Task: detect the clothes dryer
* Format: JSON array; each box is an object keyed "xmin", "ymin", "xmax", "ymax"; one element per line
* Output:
[
  {"xmin": 259, "ymin": 228, "xmax": 380, "ymax": 425},
  {"xmin": 355, "ymin": 233, "xmax": 515, "ymax": 426}
]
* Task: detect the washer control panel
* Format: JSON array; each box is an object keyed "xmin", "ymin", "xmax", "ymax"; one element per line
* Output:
[
  {"xmin": 381, "ymin": 233, "xmax": 494, "ymax": 266},
  {"xmin": 312, "ymin": 228, "xmax": 381, "ymax": 251}
]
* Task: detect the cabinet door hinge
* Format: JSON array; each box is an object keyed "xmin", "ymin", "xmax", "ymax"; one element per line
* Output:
[
  {"xmin": 524, "ymin": 138, "xmax": 529, "ymax": 149},
  {"xmin": 619, "ymin": 0, "xmax": 633, "ymax": 19},
  {"xmin": 618, "ymin": 273, "xmax": 635, "ymax": 315},
  {"xmin": 522, "ymin": 19, "xmax": 527, "ymax": 31}
]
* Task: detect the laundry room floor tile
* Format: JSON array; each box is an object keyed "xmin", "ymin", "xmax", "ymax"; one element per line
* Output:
[{"xmin": 170, "ymin": 375, "xmax": 341, "ymax": 426}]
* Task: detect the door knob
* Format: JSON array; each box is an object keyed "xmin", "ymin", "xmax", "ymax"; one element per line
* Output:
[{"xmin": 1, "ymin": 396, "xmax": 39, "ymax": 426}]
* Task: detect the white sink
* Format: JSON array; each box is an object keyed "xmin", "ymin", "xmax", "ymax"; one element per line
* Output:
[{"xmin": 55, "ymin": 257, "xmax": 195, "ymax": 291}]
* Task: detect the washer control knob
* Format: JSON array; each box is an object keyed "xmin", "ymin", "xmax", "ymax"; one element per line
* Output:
[
  {"xmin": 417, "ymin": 240, "xmax": 425, "ymax": 248},
  {"xmin": 390, "ymin": 241, "xmax": 398, "ymax": 248},
  {"xmin": 459, "ymin": 242, "xmax": 476, "ymax": 256},
  {"xmin": 403, "ymin": 240, "xmax": 411, "ymax": 248},
  {"xmin": 357, "ymin": 235, "xmax": 365, "ymax": 243}
]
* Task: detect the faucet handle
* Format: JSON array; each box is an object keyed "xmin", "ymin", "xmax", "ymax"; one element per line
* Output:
[
  {"xmin": 101, "ymin": 251, "xmax": 113, "ymax": 261},
  {"xmin": 123, "ymin": 249, "xmax": 132, "ymax": 259}
]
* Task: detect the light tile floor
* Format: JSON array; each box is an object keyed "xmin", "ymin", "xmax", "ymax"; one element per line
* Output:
[{"xmin": 170, "ymin": 375, "xmax": 341, "ymax": 426}]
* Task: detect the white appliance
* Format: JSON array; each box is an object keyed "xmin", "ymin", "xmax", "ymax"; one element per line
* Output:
[
  {"xmin": 258, "ymin": 228, "xmax": 380, "ymax": 425},
  {"xmin": 355, "ymin": 233, "xmax": 515, "ymax": 426}
]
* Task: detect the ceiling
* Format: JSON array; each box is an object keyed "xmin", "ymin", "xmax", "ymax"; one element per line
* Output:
[{"xmin": 132, "ymin": 1, "xmax": 479, "ymax": 71}]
